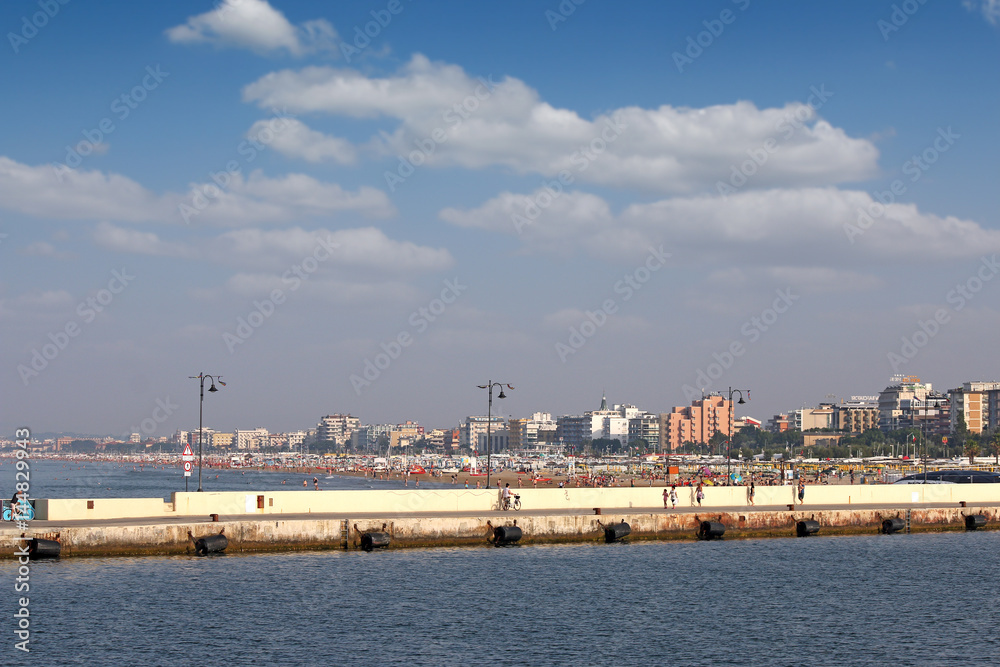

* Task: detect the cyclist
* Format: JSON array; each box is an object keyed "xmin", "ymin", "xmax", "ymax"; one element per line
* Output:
[{"xmin": 501, "ymin": 483, "xmax": 512, "ymax": 510}]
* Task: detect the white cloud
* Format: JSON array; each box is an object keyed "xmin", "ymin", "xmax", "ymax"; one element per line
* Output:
[
  {"xmin": 243, "ymin": 55, "xmax": 878, "ymax": 193},
  {"xmin": 0, "ymin": 157, "xmax": 394, "ymax": 225},
  {"xmin": 0, "ymin": 289, "xmax": 74, "ymax": 322},
  {"xmin": 18, "ymin": 241, "xmax": 75, "ymax": 259},
  {"xmin": 442, "ymin": 186, "xmax": 1000, "ymax": 264},
  {"xmin": 93, "ymin": 223, "xmax": 453, "ymax": 274},
  {"xmin": 249, "ymin": 118, "xmax": 356, "ymax": 164},
  {"xmin": 166, "ymin": 0, "xmax": 337, "ymax": 56},
  {"xmin": 964, "ymin": 0, "xmax": 1000, "ymax": 25}
]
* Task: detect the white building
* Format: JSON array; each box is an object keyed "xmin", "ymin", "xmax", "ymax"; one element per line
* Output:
[{"xmin": 235, "ymin": 427, "xmax": 269, "ymax": 451}]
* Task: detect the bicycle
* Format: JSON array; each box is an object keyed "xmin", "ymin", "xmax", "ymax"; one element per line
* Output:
[
  {"xmin": 501, "ymin": 494, "xmax": 521, "ymax": 511},
  {"xmin": 2, "ymin": 500, "xmax": 35, "ymax": 522}
]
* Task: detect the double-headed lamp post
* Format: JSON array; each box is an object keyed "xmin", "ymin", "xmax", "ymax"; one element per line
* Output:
[
  {"xmin": 477, "ymin": 381, "xmax": 513, "ymax": 488},
  {"xmin": 189, "ymin": 373, "xmax": 225, "ymax": 492},
  {"xmin": 726, "ymin": 387, "xmax": 750, "ymax": 483}
]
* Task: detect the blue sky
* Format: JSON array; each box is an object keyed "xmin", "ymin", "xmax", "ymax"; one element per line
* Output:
[{"xmin": 2, "ymin": 0, "xmax": 999, "ymax": 438}]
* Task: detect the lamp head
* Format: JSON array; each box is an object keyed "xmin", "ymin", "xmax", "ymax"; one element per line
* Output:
[
  {"xmin": 208, "ymin": 383, "xmax": 218, "ymax": 393},
  {"xmin": 498, "ymin": 388, "xmax": 506, "ymax": 399},
  {"xmin": 737, "ymin": 396, "xmax": 745, "ymax": 405}
]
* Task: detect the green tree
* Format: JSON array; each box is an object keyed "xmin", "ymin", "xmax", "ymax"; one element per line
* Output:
[
  {"xmin": 989, "ymin": 432, "xmax": 1000, "ymax": 465},
  {"xmin": 965, "ymin": 438, "xmax": 980, "ymax": 462}
]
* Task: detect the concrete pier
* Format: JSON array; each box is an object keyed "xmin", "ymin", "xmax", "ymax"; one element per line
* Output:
[{"xmin": 3, "ymin": 501, "xmax": 999, "ymax": 558}]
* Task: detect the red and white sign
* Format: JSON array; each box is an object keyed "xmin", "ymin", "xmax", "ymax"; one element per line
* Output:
[
  {"xmin": 183, "ymin": 461, "xmax": 192, "ymax": 476},
  {"xmin": 182, "ymin": 443, "xmax": 194, "ymax": 461}
]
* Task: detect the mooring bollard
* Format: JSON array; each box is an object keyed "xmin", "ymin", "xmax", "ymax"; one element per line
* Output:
[
  {"xmin": 604, "ymin": 521, "xmax": 631, "ymax": 543},
  {"xmin": 796, "ymin": 520, "xmax": 820, "ymax": 537}
]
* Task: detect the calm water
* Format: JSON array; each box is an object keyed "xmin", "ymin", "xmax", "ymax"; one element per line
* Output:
[
  {"xmin": 0, "ymin": 458, "xmax": 448, "ymax": 501},
  {"xmin": 3, "ymin": 532, "xmax": 999, "ymax": 665}
]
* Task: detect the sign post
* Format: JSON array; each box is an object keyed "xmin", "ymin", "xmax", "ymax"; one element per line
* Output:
[{"xmin": 182, "ymin": 443, "xmax": 194, "ymax": 492}]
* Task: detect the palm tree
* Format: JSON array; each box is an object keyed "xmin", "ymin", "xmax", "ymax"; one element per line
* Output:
[
  {"xmin": 990, "ymin": 432, "xmax": 1000, "ymax": 465},
  {"xmin": 964, "ymin": 438, "xmax": 980, "ymax": 464}
]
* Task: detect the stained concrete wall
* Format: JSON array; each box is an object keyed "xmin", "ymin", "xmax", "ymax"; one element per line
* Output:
[
  {"xmin": 31, "ymin": 484, "xmax": 1000, "ymax": 522},
  {"xmin": 4, "ymin": 505, "xmax": 999, "ymax": 558}
]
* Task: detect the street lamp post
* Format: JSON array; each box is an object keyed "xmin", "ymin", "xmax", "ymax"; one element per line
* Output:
[
  {"xmin": 189, "ymin": 373, "xmax": 225, "ymax": 492},
  {"xmin": 477, "ymin": 381, "xmax": 513, "ymax": 489},
  {"xmin": 726, "ymin": 387, "xmax": 750, "ymax": 484}
]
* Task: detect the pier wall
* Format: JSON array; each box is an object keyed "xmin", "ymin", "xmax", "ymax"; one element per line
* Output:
[
  {"xmin": 4, "ymin": 505, "xmax": 999, "ymax": 558},
  {"xmin": 32, "ymin": 484, "xmax": 1000, "ymax": 521}
]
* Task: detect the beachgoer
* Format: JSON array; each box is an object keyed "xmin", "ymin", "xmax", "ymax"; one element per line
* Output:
[
  {"xmin": 662, "ymin": 488, "xmax": 669, "ymax": 509},
  {"xmin": 464, "ymin": 480, "xmax": 469, "ymax": 489},
  {"xmin": 748, "ymin": 482, "xmax": 755, "ymax": 506},
  {"xmin": 313, "ymin": 477, "xmax": 319, "ymax": 490},
  {"xmin": 696, "ymin": 483, "xmax": 704, "ymax": 506},
  {"xmin": 670, "ymin": 485, "xmax": 677, "ymax": 509},
  {"xmin": 302, "ymin": 479, "xmax": 307, "ymax": 487},
  {"xmin": 797, "ymin": 479, "xmax": 805, "ymax": 504},
  {"xmin": 501, "ymin": 483, "xmax": 511, "ymax": 509}
]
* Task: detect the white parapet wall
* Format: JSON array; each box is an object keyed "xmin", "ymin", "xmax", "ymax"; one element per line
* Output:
[{"xmin": 32, "ymin": 484, "xmax": 1000, "ymax": 522}]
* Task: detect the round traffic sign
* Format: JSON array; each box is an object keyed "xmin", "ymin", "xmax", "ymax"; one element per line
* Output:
[{"xmin": 183, "ymin": 461, "xmax": 192, "ymax": 472}]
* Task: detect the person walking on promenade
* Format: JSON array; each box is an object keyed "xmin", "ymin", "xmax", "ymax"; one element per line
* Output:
[
  {"xmin": 663, "ymin": 487, "xmax": 669, "ymax": 509},
  {"xmin": 797, "ymin": 478, "xmax": 805, "ymax": 505},
  {"xmin": 670, "ymin": 485, "xmax": 678, "ymax": 509},
  {"xmin": 748, "ymin": 482, "xmax": 755, "ymax": 506},
  {"xmin": 696, "ymin": 483, "xmax": 704, "ymax": 506}
]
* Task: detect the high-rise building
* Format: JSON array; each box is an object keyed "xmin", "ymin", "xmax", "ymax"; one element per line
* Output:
[
  {"xmin": 833, "ymin": 396, "xmax": 879, "ymax": 433},
  {"xmin": 659, "ymin": 396, "xmax": 734, "ymax": 451},
  {"xmin": 235, "ymin": 428, "xmax": 268, "ymax": 451},
  {"xmin": 316, "ymin": 414, "xmax": 361, "ymax": 445},
  {"xmin": 949, "ymin": 381, "xmax": 1000, "ymax": 434},
  {"xmin": 462, "ymin": 416, "xmax": 506, "ymax": 451},
  {"xmin": 878, "ymin": 375, "xmax": 950, "ymax": 434},
  {"xmin": 788, "ymin": 404, "xmax": 834, "ymax": 431}
]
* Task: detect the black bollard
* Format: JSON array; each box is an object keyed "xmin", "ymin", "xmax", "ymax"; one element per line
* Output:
[
  {"xmin": 697, "ymin": 521, "xmax": 726, "ymax": 540},
  {"xmin": 28, "ymin": 538, "xmax": 61, "ymax": 559},
  {"xmin": 881, "ymin": 518, "xmax": 905, "ymax": 535},
  {"xmin": 195, "ymin": 533, "xmax": 228, "ymax": 555},
  {"xmin": 796, "ymin": 520, "xmax": 820, "ymax": 537},
  {"xmin": 965, "ymin": 514, "xmax": 987, "ymax": 531},
  {"xmin": 493, "ymin": 525, "xmax": 522, "ymax": 546},
  {"xmin": 360, "ymin": 532, "xmax": 391, "ymax": 552},
  {"xmin": 604, "ymin": 521, "xmax": 631, "ymax": 543}
]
